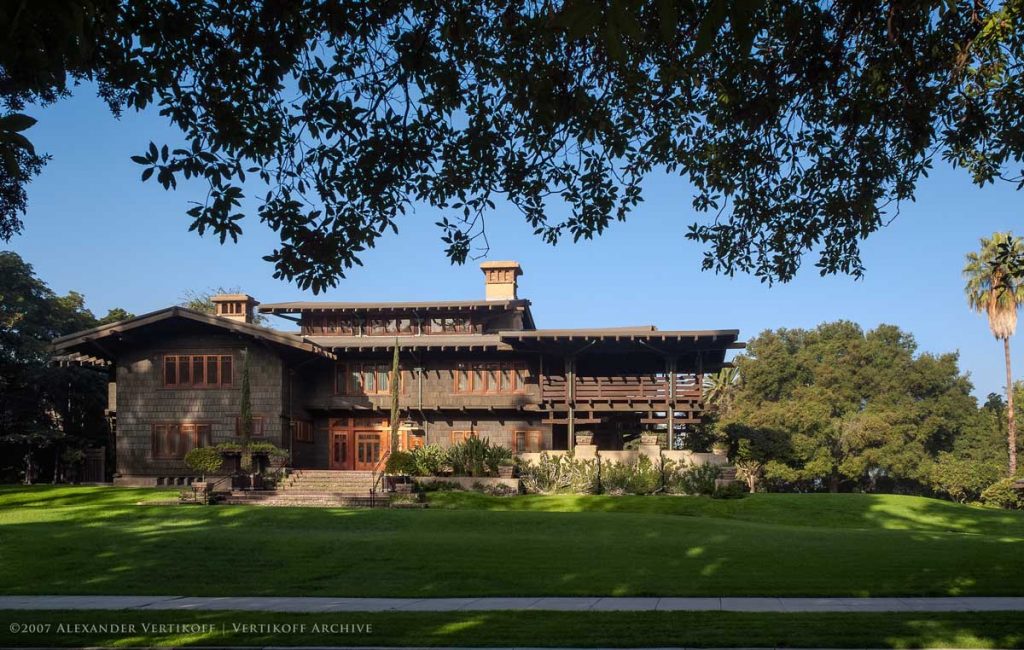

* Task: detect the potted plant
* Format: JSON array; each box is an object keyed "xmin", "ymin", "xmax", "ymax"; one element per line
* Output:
[
  {"xmin": 575, "ymin": 431, "xmax": 593, "ymax": 446},
  {"xmin": 711, "ymin": 436, "xmax": 730, "ymax": 457},
  {"xmin": 497, "ymin": 458, "xmax": 515, "ymax": 479},
  {"xmin": 640, "ymin": 431, "xmax": 659, "ymax": 445},
  {"xmin": 184, "ymin": 447, "xmax": 224, "ymax": 504},
  {"xmin": 386, "ymin": 451, "xmax": 417, "ymax": 492}
]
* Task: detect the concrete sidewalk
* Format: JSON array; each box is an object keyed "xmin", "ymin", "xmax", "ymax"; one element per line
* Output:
[{"xmin": 1, "ymin": 595, "xmax": 1023, "ymax": 612}]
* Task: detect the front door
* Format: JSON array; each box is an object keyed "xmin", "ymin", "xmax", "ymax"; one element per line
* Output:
[
  {"xmin": 329, "ymin": 418, "xmax": 389, "ymax": 471},
  {"xmin": 354, "ymin": 430, "xmax": 384, "ymax": 471},
  {"xmin": 330, "ymin": 430, "xmax": 352, "ymax": 470}
]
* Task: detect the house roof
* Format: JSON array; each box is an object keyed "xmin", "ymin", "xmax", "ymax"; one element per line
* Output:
[
  {"xmin": 51, "ymin": 307, "xmax": 330, "ymax": 361},
  {"xmin": 259, "ymin": 299, "xmax": 537, "ymax": 329}
]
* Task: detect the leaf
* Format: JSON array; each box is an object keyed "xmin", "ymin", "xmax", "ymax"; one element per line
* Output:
[{"xmin": 0, "ymin": 113, "xmax": 37, "ymax": 132}]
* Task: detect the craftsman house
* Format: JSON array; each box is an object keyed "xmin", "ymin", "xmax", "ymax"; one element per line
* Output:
[{"xmin": 52, "ymin": 262, "xmax": 742, "ymax": 486}]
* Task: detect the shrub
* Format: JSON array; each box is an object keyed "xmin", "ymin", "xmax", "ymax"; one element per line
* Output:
[
  {"xmin": 447, "ymin": 437, "xmax": 512, "ymax": 476},
  {"xmin": 666, "ymin": 462, "xmax": 721, "ymax": 496},
  {"xmin": 410, "ymin": 444, "xmax": 448, "ymax": 476},
  {"xmin": 385, "ymin": 450, "xmax": 417, "ymax": 476},
  {"xmin": 929, "ymin": 453, "xmax": 1003, "ymax": 504},
  {"xmin": 415, "ymin": 480, "xmax": 464, "ymax": 492},
  {"xmin": 184, "ymin": 447, "xmax": 223, "ymax": 479},
  {"xmin": 247, "ymin": 442, "xmax": 289, "ymax": 459},
  {"xmin": 519, "ymin": 452, "xmax": 598, "ymax": 494},
  {"xmin": 981, "ymin": 478, "xmax": 1024, "ymax": 509},
  {"xmin": 600, "ymin": 455, "xmax": 662, "ymax": 495},
  {"xmin": 713, "ymin": 481, "xmax": 748, "ymax": 499},
  {"xmin": 471, "ymin": 481, "xmax": 519, "ymax": 496}
]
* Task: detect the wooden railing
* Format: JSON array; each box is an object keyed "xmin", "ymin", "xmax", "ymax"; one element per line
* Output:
[{"xmin": 542, "ymin": 374, "xmax": 702, "ymax": 404}]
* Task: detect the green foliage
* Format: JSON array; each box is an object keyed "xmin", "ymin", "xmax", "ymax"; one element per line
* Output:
[
  {"xmin": 386, "ymin": 450, "xmax": 417, "ymax": 476},
  {"xmin": 725, "ymin": 423, "xmax": 792, "ymax": 492},
  {"xmin": 9, "ymin": 3, "xmax": 1024, "ymax": 290},
  {"xmin": 447, "ymin": 437, "xmax": 512, "ymax": 477},
  {"xmin": 980, "ymin": 478, "xmax": 1024, "ymax": 510},
  {"xmin": 600, "ymin": 456, "xmax": 662, "ymax": 496},
  {"xmin": 519, "ymin": 452, "xmax": 599, "ymax": 495},
  {"xmin": 0, "ymin": 252, "xmax": 131, "ymax": 483},
  {"xmin": 409, "ymin": 444, "xmax": 448, "ymax": 477},
  {"xmin": 665, "ymin": 462, "xmax": 722, "ymax": 496},
  {"xmin": 713, "ymin": 481, "xmax": 748, "ymax": 500},
  {"xmin": 724, "ymin": 321, "xmax": 987, "ymax": 493},
  {"xmin": 184, "ymin": 447, "xmax": 223, "ymax": 478},
  {"xmin": 929, "ymin": 453, "xmax": 1004, "ymax": 504}
]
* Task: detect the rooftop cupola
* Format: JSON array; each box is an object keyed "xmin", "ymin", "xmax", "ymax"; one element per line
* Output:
[
  {"xmin": 211, "ymin": 293, "xmax": 260, "ymax": 324},
  {"xmin": 480, "ymin": 261, "xmax": 522, "ymax": 301}
]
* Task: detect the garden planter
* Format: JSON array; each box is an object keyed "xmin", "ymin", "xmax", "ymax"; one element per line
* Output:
[
  {"xmin": 498, "ymin": 465, "xmax": 514, "ymax": 479},
  {"xmin": 712, "ymin": 444, "xmax": 729, "ymax": 457},
  {"xmin": 640, "ymin": 433, "xmax": 659, "ymax": 445},
  {"xmin": 575, "ymin": 432, "xmax": 593, "ymax": 446}
]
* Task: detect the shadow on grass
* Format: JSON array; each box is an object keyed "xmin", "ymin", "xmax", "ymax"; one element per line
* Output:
[{"xmin": 1, "ymin": 486, "xmax": 1023, "ymax": 599}]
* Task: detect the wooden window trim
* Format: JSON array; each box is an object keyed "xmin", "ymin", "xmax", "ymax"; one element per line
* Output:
[
  {"xmin": 453, "ymin": 361, "xmax": 528, "ymax": 395},
  {"xmin": 334, "ymin": 362, "xmax": 405, "ymax": 396},
  {"xmin": 150, "ymin": 422, "xmax": 212, "ymax": 460},
  {"xmin": 450, "ymin": 430, "xmax": 477, "ymax": 445},
  {"xmin": 291, "ymin": 419, "xmax": 314, "ymax": 443},
  {"xmin": 163, "ymin": 354, "xmax": 234, "ymax": 389},
  {"xmin": 514, "ymin": 430, "xmax": 543, "ymax": 453}
]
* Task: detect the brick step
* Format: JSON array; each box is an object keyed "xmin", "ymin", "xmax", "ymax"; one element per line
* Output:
[
  {"xmin": 290, "ymin": 471, "xmax": 373, "ymax": 477},
  {"xmin": 281, "ymin": 482, "xmax": 376, "ymax": 489}
]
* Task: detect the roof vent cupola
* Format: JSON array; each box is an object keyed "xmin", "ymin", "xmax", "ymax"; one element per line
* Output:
[
  {"xmin": 480, "ymin": 261, "xmax": 522, "ymax": 301},
  {"xmin": 211, "ymin": 294, "xmax": 260, "ymax": 324}
]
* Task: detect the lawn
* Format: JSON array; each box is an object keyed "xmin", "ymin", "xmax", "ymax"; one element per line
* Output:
[
  {"xmin": 1, "ymin": 610, "xmax": 1023, "ymax": 648},
  {"xmin": 1, "ymin": 486, "xmax": 1022, "ymax": 597}
]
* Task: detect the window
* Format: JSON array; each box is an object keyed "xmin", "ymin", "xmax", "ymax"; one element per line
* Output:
[
  {"xmin": 291, "ymin": 419, "xmax": 314, "ymax": 443},
  {"xmin": 453, "ymin": 361, "xmax": 528, "ymax": 394},
  {"xmin": 400, "ymin": 431, "xmax": 425, "ymax": 450},
  {"xmin": 514, "ymin": 430, "xmax": 543, "ymax": 453},
  {"xmin": 151, "ymin": 423, "xmax": 211, "ymax": 459},
  {"xmin": 234, "ymin": 416, "xmax": 266, "ymax": 437},
  {"xmin": 450, "ymin": 430, "xmax": 477, "ymax": 445},
  {"xmin": 163, "ymin": 354, "xmax": 233, "ymax": 388},
  {"xmin": 301, "ymin": 314, "xmax": 358, "ymax": 335},
  {"xmin": 335, "ymin": 362, "xmax": 400, "ymax": 395},
  {"xmin": 427, "ymin": 317, "xmax": 480, "ymax": 334}
]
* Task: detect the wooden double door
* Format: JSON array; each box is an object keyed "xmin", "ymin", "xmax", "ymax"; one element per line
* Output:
[{"xmin": 329, "ymin": 417, "xmax": 390, "ymax": 471}]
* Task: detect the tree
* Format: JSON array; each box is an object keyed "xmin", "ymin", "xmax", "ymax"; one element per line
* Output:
[
  {"xmin": 0, "ymin": 251, "xmax": 128, "ymax": 482},
  {"xmin": 238, "ymin": 348, "xmax": 253, "ymax": 473},
  {"xmin": 725, "ymin": 322, "xmax": 981, "ymax": 493},
  {"xmin": 963, "ymin": 233, "xmax": 1024, "ymax": 476},
  {"xmin": 3, "ymin": 2, "xmax": 1024, "ymax": 292},
  {"xmin": 723, "ymin": 422, "xmax": 792, "ymax": 493}
]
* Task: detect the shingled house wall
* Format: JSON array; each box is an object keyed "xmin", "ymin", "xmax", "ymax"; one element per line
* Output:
[{"xmin": 113, "ymin": 334, "xmax": 286, "ymax": 485}]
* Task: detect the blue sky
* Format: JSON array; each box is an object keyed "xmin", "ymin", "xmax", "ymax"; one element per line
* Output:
[{"xmin": 9, "ymin": 88, "xmax": 1022, "ymax": 398}]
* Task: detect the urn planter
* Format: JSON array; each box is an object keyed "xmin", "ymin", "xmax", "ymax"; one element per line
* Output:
[{"xmin": 575, "ymin": 432, "xmax": 594, "ymax": 446}]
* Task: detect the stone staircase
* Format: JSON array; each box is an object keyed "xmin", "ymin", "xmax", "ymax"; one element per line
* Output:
[{"xmin": 222, "ymin": 470, "xmax": 388, "ymax": 508}]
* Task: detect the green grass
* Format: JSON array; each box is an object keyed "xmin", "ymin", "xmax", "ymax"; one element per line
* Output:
[
  {"xmin": 1, "ymin": 610, "xmax": 1023, "ymax": 648},
  {"xmin": 1, "ymin": 486, "xmax": 1023, "ymax": 597}
]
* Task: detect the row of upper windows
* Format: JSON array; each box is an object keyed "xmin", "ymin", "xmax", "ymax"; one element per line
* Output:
[
  {"xmin": 301, "ymin": 315, "xmax": 483, "ymax": 336},
  {"xmin": 160, "ymin": 354, "xmax": 531, "ymax": 396}
]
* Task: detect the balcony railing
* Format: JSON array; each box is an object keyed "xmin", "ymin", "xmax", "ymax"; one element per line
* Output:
[{"xmin": 541, "ymin": 374, "xmax": 702, "ymax": 405}]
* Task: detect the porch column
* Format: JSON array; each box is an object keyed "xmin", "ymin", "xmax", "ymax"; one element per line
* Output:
[
  {"xmin": 565, "ymin": 356, "xmax": 576, "ymax": 449},
  {"xmin": 666, "ymin": 355, "xmax": 677, "ymax": 450}
]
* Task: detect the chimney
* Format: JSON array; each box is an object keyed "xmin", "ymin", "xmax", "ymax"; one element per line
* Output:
[
  {"xmin": 211, "ymin": 293, "xmax": 260, "ymax": 324},
  {"xmin": 480, "ymin": 261, "xmax": 522, "ymax": 301}
]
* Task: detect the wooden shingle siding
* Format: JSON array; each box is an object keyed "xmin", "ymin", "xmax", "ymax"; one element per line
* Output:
[{"xmin": 114, "ymin": 334, "xmax": 286, "ymax": 476}]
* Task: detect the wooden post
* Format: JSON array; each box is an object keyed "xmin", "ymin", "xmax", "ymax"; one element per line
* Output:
[
  {"xmin": 566, "ymin": 356, "xmax": 576, "ymax": 449},
  {"xmin": 666, "ymin": 356, "xmax": 676, "ymax": 450}
]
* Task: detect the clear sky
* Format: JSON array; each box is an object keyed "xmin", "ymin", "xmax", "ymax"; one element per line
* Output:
[{"xmin": 9, "ymin": 87, "xmax": 1022, "ymax": 398}]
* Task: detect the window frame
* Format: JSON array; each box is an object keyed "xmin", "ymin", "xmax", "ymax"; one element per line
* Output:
[
  {"xmin": 151, "ymin": 422, "xmax": 212, "ymax": 460},
  {"xmin": 334, "ymin": 362, "xmax": 403, "ymax": 396},
  {"xmin": 450, "ymin": 430, "xmax": 477, "ymax": 445},
  {"xmin": 291, "ymin": 419, "xmax": 314, "ymax": 443},
  {"xmin": 514, "ymin": 430, "xmax": 543, "ymax": 454},
  {"xmin": 234, "ymin": 415, "xmax": 266, "ymax": 438},
  {"xmin": 453, "ymin": 361, "xmax": 528, "ymax": 395},
  {"xmin": 163, "ymin": 354, "xmax": 234, "ymax": 388}
]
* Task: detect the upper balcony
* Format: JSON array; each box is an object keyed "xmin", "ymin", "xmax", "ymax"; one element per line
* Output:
[{"xmin": 541, "ymin": 374, "xmax": 703, "ymax": 409}]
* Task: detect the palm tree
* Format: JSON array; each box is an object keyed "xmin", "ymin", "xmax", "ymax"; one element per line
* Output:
[
  {"xmin": 964, "ymin": 233, "xmax": 1024, "ymax": 476},
  {"xmin": 703, "ymin": 366, "xmax": 740, "ymax": 415}
]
